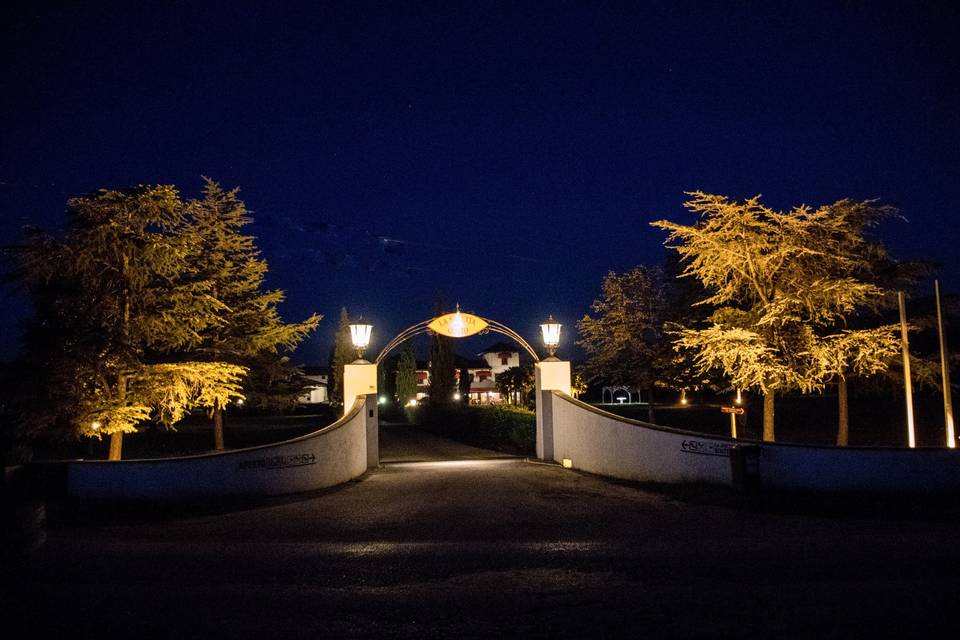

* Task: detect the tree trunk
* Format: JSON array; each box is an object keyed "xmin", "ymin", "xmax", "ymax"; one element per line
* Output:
[
  {"xmin": 108, "ymin": 432, "xmax": 123, "ymax": 460},
  {"xmin": 213, "ymin": 405, "xmax": 225, "ymax": 451},
  {"xmin": 646, "ymin": 387, "xmax": 656, "ymax": 423},
  {"xmin": 108, "ymin": 373, "xmax": 128, "ymax": 460},
  {"xmin": 109, "ymin": 253, "xmax": 132, "ymax": 462},
  {"xmin": 836, "ymin": 377, "xmax": 849, "ymax": 447},
  {"xmin": 762, "ymin": 390, "xmax": 775, "ymax": 442}
]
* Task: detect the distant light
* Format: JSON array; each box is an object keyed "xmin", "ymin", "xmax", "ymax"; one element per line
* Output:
[
  {"xmin": 91, "ymin": 421, "xmax": 101, "ymax": 431},
  {"xmin": 406, "ymin": 399, "xmax": 418, "ymax": 407},
  {"xmin": 734, "ymin": 388, "xmax": 742, "ymax": 405},
  {"xmin": 378, "ymin": 396, "xmax": 387, "ymax": 404},
  {"xmin": 680, "ymin": 389, "xmax": 688, "ymax": 405},
  {"xmin": 562, "ymin": 458, "xmax": 573, "ymax": 469},
  {"xmin": 453, "ymin": 392, "xmax": 461, "ymax": 400},
  {"xmin": 236, "ymin": 398, "xmax": 244, "ymax": 406}
]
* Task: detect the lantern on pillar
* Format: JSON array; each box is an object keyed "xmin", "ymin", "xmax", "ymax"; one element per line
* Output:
[
  {"xmin": 349, "ymin": 322, "xmax": 373, "ymax": 362},
  {"xmin": 540, "ymin": 315, "xmax": 562, "ymax": 359}
]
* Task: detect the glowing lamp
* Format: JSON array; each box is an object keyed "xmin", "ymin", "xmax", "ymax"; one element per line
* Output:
[
  {"xmin": 453, "ymin": 392, "xmax": 461, "ymax": 401},
  {"xmin": 540, "ymin": 315, "xmax": 562, "ymax": 358},
  {"xmin": 91, "ymin": 421, "xmax": 101, "ymax": 431},
  {"xmin": 449, "ymin": 306, "xmax": 467, "ymax": 337},
  {"xmin": 562, "ymin": 458, "xmax": 573, "ymax": 469},
  {"xmin": 734, "ymin": 388, "xmax": 742, "ymax": 405},
  {"xmin": 349, "ymin": 322, "xmax": 373, "ymax": 361},
  {"xmin": 680, "ymin": 388, "xmax": 688, "ymax": 405}
]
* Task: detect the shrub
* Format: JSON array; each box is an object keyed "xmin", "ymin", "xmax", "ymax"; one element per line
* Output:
[{"xmin": 412, "ymin": 404, "xmax": 535, "ymax": 455}]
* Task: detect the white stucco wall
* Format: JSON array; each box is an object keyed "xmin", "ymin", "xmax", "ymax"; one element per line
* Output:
[
  {"xmin": 548, "ymin": 392, "xmax": 960, "ymax": 492},
  {"xmin": 67, "ymin": 398, "xmax": 370, "ymax": 500},
  {"xmin": 549, "ymin": 392, "xmax": 732, "ymax": 485}
]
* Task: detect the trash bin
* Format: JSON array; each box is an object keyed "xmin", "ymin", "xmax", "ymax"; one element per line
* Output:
[{"xmin": 730, "ymin": 444, "xmax": 761, "ymax": 493}]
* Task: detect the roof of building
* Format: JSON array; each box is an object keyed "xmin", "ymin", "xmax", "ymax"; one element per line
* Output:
[
  {"xmin": 301, "ymin": 365, "xmax": 330, "ymax": 376},
  {"xmin": 477, "ymin": 341, "xmax": 520, "ymax": 355},
  {"xmin": 414, "ymin": 356, "xmax": 495, "ymax": 371}
]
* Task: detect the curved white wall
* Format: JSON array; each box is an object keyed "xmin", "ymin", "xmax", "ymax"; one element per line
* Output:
[
  {"xmin": 548, "ymin": 392, "xmax": 960, "ymax": 492},
  {"xmin": 550, "ymin": 392, "xmax": 733, "ymax": 485},
  {"xmin": 67, "ymin": 399, "xmax": 370, "ymax": 500}
]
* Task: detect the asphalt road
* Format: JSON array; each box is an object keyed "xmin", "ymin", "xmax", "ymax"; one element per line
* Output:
[{"xmin": 7, "ymin": 424, "xmax": 960, "ymax": 638}]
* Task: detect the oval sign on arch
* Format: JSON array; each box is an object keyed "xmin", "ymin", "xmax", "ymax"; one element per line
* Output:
[{"xmin": 427, "ymin": 311, "xmax": 489, "ymax": 338}]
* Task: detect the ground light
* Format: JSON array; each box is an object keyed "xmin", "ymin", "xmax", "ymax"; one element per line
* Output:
[
  {"xmin": 898, "ymin": 292, "xmax": 916, "ymax": 448},
  {"xmin": 935, "ymin": 280, "xmax": 956, "ymax": 448}
]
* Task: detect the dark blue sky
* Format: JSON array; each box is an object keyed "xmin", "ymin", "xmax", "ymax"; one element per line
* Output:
[{"xmin": 2, "ymin": 1, "xmax": 959, "ymax": 363}]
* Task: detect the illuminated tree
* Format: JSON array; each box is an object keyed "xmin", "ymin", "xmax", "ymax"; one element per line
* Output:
[
  {"xmin": 814, "ymin": 327, "xmax": 900, "ymax": 445},
  {"xmin": 653, "ymin": 192, "xmax": 896, "ymax": 442},
  {"xmin": 16, "ymin": 186, "xmax": 245, "ymax": 459},
  {"xmin": 185, "ymin": 179, "xmax": 320, "ymax": 448},
  {"xmin": 328, "ymin": 307, "xmax": 353, "ymax": 406},
  {"xmin": 571, "ymin": 373, "xmax": 588, "ymax": 399},
  {"xmin": 395, "ymin": 342, "xmax": 418, "ymax": 406}
]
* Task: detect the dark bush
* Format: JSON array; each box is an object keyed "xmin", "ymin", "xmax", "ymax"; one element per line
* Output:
[{"xmin": 411, "ymin": 404, "xmax": 535, "ymax": 456}]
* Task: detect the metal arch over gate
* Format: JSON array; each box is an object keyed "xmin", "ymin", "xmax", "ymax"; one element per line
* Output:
[{"xmin": 375, "ymin": 308, "xmax": 541, "ymax": 365}]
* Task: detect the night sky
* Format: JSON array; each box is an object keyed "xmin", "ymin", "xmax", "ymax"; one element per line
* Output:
[{"xmin": 2, "ymin": 1, "xmax": 959, "ymax": 364}]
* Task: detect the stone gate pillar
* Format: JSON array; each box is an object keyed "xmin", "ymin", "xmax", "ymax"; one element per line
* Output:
[
  {"xmin": 344, "ymin": 362, "xmax": 379, "ymax": 468},
  {"xmin": 535, "ymin": 359, "xmax": 570, "ymax": 461}
]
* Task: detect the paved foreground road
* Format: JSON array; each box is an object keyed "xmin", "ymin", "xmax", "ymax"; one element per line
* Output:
[{"xmin": 7, "ymin": 425, "xmax": 960, "ymax": 638}]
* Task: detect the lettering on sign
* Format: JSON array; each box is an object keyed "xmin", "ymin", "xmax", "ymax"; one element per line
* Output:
[
  {"xmin": 237, "ymin": 452, "xmax": 317, "ymax": 471},
  {"xmin": 720, "ymin": 406, "xmax": 745, "ymax": 415},
  {"xmin": 427, "ymin": 311, "xmax": 489, "ymax": 338},
  {"xmin": 680, "ymin": 439, "xmax": 735, "ymax": 457}
]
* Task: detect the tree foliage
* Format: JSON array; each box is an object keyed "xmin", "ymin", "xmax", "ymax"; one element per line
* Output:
[
  {"xmin": 14, "ymin": 185, "xmax": 247, "ymax": 457},
  {"xmin": 185, "ymin": 179, "xmax": 320, "ymax": 413},
  {"xmin": 458, "ymin": 365, "xmax": 472, "ymax": 402},
  {"xmin": 577, "ymin": 265, "xmax": 703, "ymax": 398},
  {"xmin": 652, "ymin": 192, "xmax": 901, "ymax": 441},
  {"xmin": 395, "ymin": 342, "xmax": 418, "ymax": 405},
  {"xmin": 328, "ymin": 307, "xmax": 353, "ymax": 405},
  {"xmin": 182, "ymin": 179, "xmax": 319, "ymax": 452},
  {"xmin": 495, "ymin": 365, "xmax": 535, "ymax": 407},
  {"xmin": 429, "ymin": 330, "xmax": 456, "ymax": 405}
]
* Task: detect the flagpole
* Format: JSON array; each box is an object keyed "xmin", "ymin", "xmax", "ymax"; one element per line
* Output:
[
  {"xmin": 898, "ymin": 291, "xmax": 916, "ymax": 448},
  {"xmin": 935, "ymin": 280, "xmax": 956, "ymax": 448}
]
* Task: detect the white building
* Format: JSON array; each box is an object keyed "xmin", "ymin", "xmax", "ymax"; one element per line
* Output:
[
  {"xmin": 298, "ymin": 366, "xmax": 330, "ymax": 404},
  {"xmin": 416, "ymin": 341, "xmax": 522, "ymax": 404}
]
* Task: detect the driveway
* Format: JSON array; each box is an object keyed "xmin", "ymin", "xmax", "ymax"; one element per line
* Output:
[{"xmin": 7, "ymin": 424, "xmax": 960, "ymax": 638}]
